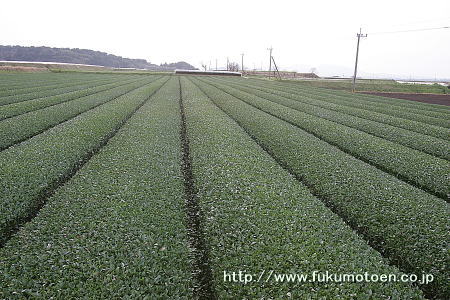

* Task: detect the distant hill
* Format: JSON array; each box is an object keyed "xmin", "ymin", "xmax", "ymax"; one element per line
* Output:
[
  {"xmin": 0, "ymin": 45, "xmax": 197, "ymax": 70},
  {"xmin": 160, "ymin": 61, "xmax": 197, "ymax": 70}
]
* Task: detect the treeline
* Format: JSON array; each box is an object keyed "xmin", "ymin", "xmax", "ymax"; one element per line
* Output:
[{"xmin": 0, "ymin": 46, "xmax": 196, "ymax": 70}]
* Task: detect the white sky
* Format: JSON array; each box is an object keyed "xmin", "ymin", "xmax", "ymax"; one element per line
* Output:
[{"xmin": 1, "ymin": 0, "xmax": 449, "ymax": 79}]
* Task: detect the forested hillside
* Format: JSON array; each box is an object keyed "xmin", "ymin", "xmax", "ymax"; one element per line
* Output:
[{"xmin": 0, "ymin": 46, "xmax": 196, "ymax": 70}]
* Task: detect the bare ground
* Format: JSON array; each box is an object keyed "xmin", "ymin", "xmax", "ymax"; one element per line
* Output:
[{"xmin": 0, "ymin": 66, "xmax": 49, "ymax": 72}]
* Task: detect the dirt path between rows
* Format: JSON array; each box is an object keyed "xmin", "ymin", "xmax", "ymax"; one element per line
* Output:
[{"xmin": 358, "ymin": 92, "xmax": 450, "ymax": 106}]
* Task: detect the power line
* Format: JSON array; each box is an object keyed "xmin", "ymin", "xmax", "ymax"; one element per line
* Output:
[
  {"xmin": 385, "ymin": 17, "xmax": 450, "ymax": 28},
  {"xmin": 368, "ymin": 26, "xmax": 449, "ymax": 35}
]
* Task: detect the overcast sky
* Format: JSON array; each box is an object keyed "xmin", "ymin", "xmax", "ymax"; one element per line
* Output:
[{"xmin": 2, "ymin": 0, "xmax": 449, "ymax": 79}]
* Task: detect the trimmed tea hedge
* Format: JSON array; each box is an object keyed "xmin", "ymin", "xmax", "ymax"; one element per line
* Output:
[
  {"xmin": 240, "ymin": 77, "xmax": 450, "ymax": 119},
  {"xmin": 0, "ymin": 74, "xmax": 115, "ymax": 97},
  {"xmin": 0, "ymin": 76, "xmax": 193, "ymax": 298},
  {"xmin": 207, "ymin": 77, "xmax": 449, "ymax": 160},
  {"xmin": 217, "ymin": 77, "xmax": 450, "ymax": 140},
  {"xmin": 0, "ymin": 76, "xmax": 143, "ymax": 120},
  {"xmin": 191, "ymin": 77, "xmax": 449, "ymax": 298},
  {"xmin": 0, "ymin": 76, "xmax": 161, "ymax": 150},
  {"xmin": 181, "ymin": 77, "xmax": 423, "ymax": 298},
  {"xmin": 199, "ymin": 77, "xmax": 449, "ymax": 199},
  {"xmin": 0, "ymin": 76, "xmax": 169, "ymax": 246},
  {"xmin": 0, "ymin": 75, "xmax": 123, "ymax": 105}
]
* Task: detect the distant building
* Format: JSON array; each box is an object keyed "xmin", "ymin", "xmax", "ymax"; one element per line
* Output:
[
  {"xmin": 174, "ymin": 69, "xmax": 242, "ymax": 76},
  {"xmin": 244, "ymin": 70, "xmax": 319, "ymax": 78}
]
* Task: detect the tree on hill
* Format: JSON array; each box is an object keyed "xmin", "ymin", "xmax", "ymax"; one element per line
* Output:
[
  {"xmin": 160, "ymin": 61, "xmax": 197, "ymax": 70},
  {"xmin": 0, "ymin": 45, "xmax": 197, "ymax": 70}
]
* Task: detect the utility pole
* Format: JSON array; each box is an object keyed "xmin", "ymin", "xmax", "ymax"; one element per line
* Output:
[
  {"xmin": 267, "ymin": 47, "xmax": 273, "ymax": 79},
  {"xmin": 215, "ymin": 59, "xmax": 217, "ymax": 71},
  {"xmin": 352, "ymin": 28, "xmax": 367, "ymax": 92},
  {"xmin": 271, "ymin": 56, "xmax": 282, "ymax": 80},
  {"xmin": 241, "ymin": 53, "xmax": 244, "ymax": 73},
  {"xmin": 227, "ymin": 57, "xmax": 229, "ymax": 71}
]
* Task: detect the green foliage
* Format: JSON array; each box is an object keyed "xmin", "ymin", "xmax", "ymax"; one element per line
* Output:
[
  {"xmin": 289, "ymin": 79, "xmax": 450, "ymax": 95},
  {"xmin": 0, "ymin": 74, "xmax": 115, "ymax": 98},
  {"xmin": 0, "ymin": 75, "xmax": 142, "ymax": 120},
  {"xmin": 181, "ymin": 77, "xmax": 423, "ymax": 298},
  {"xmin": 244, "ymin": 78, "xmax": 450, "ymax": 128},
  {"xmin": 0, "ymin": 77, "xmax": 168, "ymax": 246},
  {"xmin": 0, "ymin": 75, "xmax": 126, "ymax": 105},
  {"xmin": 0, "ymin": 76, "xmax": 161, "ymax": 150},
  {"xmin": 0, "ymin": 45, "xmax": 197, "ymax": 70},
  {"xmin": 223, "ymin": 77, "xmax": 450, "ymax": 140},
  {"xmin": 191, "ymin": 77, "xmax": 449, "ymax": 298},
  {"xmin": 207, "ymin": 77, "xmax": 450, "ymax": 160},
  {"xmin": 0, "ymin": 73, "xmax": 447, "ymax": 298},
  {"xmin": 199, "ymin": 77, "xmax": 450, "ymax": 198},
  {"xmin": 0, "ymin": 77, "xmax": 193, "ymax": 298},
  {"xmin": 0, "ymin": 73, "xmax": 100, "ymax": 91}
]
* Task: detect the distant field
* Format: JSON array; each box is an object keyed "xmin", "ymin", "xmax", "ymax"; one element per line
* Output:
[
  {"xmin": 0, "ymin": 73, "xmax": 448, "ymax": 299},
  {"xmin": 0, "ymin": 61, "xmax": 172, "ymax": 75},
  {"xmin": 279, "ymin": 78, "xmax": 450, "ymax": 94}
]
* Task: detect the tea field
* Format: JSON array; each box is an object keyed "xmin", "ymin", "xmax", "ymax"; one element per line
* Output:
[{"xmin": 0, "ymin": 73, "xmax": 448, "ymax": 299}]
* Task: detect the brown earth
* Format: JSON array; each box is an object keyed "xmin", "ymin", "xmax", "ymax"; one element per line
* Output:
[
  {"xmin": 0, "ymin": 66, "xmax": 49, "ymax": 72},
  {"xmin": 359, "ymin": 91, "xmax": 450, "ymax": 106}
]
